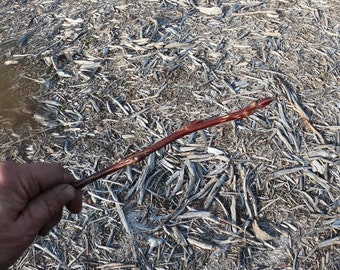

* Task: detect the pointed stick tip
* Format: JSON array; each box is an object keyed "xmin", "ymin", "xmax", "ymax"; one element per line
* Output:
[{"xmin": 257, "ymin": 97, "xmax": 276, "ymax": 108}]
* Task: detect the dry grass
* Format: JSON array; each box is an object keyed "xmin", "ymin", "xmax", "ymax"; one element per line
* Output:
[{"xmin": 0, "ymin": 0, "xmax": 339, "ymax": 269}]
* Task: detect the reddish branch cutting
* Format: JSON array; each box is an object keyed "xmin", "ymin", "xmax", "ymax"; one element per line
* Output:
[{"xmin": 72, "ymin": 97, "xmax": 275, "ymax": 189}]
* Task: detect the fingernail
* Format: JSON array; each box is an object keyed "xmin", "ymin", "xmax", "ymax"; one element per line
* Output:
[
  {"xmin": 63, "ymin": 171, "xmax": 76, "ymax": 184},
  {"xmin": 62, "ymin": 185, "xmax": 76, "ymax": 200}
]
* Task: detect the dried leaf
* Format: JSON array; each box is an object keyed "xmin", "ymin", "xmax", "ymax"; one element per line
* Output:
[
  {"xmin": 197, "ymin": 6, "xmax": 223, "ymax": 16},
  {"xmin": 252, "ymin": 220, "xmax": 274, "ymax": 241}
]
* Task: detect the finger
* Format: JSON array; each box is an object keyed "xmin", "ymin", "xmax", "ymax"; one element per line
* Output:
[
  {"xmin": 24, "ymin": 163, "xmax": 76, "ymax": 190},
  {"xmin": 66, "ymin": 190, "xmax": 83, "ymax": 214},
  {"xmin": 38, "ymin": 210, "xmax": 63, "ymax": 236},
  {"xmin": 10, "ymin": 163, "xmax": 76, "ymax": 200},
  {"xmin": 17, "ymin": 184, "xmax": 77, "ymax": 235},
  {"xmin": 39, "ymin": 191, "xmax": 82, "ymax": 236}
]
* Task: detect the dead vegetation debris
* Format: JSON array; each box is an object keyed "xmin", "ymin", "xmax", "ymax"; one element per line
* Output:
[{"xmin": 0, "ymin": 0, "xmax": 339, "ymax": 269}]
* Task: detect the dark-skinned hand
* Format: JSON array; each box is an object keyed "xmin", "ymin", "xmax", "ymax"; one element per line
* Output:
[{"xmin": 0, "ymin": 162, "xmax": 82, "ymax": 269}]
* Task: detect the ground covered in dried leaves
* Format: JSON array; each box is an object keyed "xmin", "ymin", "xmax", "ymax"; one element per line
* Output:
[{"xmin": 0, "ymin": 0, "xmax": 339, "ymax": 269}]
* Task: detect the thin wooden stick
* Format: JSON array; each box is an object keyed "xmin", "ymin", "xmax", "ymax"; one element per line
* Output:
[{"xmin": 72, "ymin": 97, "xmax": 275, "ymax": 189}]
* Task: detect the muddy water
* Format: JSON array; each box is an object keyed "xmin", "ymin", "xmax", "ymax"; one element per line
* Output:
[{"xmin": 0, "ymin": 62, "xmax": 38, "ymax": 128}]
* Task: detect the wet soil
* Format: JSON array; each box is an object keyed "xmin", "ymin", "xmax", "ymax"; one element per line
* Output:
[{"xmin": 0, "ymin": 61, "xmax": 39, "ymax": 128}]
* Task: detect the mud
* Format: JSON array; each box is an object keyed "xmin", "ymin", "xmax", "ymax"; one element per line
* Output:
[{"xmin": 0, "ymin": 62, "xmax": 38, "ymax": 128}]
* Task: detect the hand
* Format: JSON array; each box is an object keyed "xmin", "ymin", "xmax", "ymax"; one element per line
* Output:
[{"xmin": 0, "ymin": 162, "xmax": 82, "ymax": 269}]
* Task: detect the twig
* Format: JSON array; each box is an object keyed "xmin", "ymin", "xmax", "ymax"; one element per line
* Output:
[
  {"xmin": 276, "ymin": 76, "xmax": 325, "ymax": 144},
  {"xmin": 72, "ymin": 97, "xmax": 275, "ymax": 189}
]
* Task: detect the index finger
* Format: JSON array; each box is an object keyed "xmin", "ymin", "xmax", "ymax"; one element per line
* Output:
[
  {"xmin": 25, "ymin": 162, "xmax": 75, "ymax": 192},
  {"xmin": 1, "ymin": 162, "xmax": 75, "ymax": 200}
]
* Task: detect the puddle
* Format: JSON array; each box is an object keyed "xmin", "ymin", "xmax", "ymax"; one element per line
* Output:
[{"xmin": 0, "ymin": 61, "xmax": 39, "ymax": 128}]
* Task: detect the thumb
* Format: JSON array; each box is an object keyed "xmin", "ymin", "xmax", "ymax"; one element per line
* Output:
[{"xmin": 19, "ymin": 184, "xmax": 77, "ymax": 235}]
